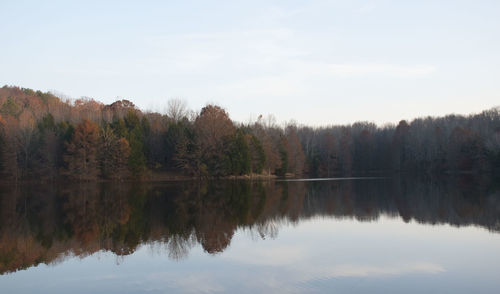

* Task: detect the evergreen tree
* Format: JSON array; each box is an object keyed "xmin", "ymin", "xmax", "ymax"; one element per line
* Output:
[
  {"xmin": 111, "ymin": 117, "xmax": 128, "ymax": 138},
  {"xmin": 124, "ymin": 110, "xmax": 140, "ymax": 130},
  {"xmin": 140, "ymin": 116, "xmax": 152, "ymax": 165},
  {"xmin": 226, "ymin": 130, "xmax": 250, "ymax": 175},
  {"xmin": 0, "ymin": 97, "xmax": 21, "ymax": 117},
  {"xmin": 248, "ymin": 134, "xmax": 266, "ymax": 174},
  {"xmin": 128, "ymin": 125, "xmax": 147, "ymax": 176},
  {"xmin": 119, "ymin": 110, "xmax": 148, "ymax": 176},
  {"xmin": 276, "ymin": 138, "xmax": 288, "ymax": 177},
  {"xmin": 35, "ymin": 114, "xmax": 61, "ymax": 180},
  {"xmin": 165, "ymin": 120, "xmax": 201, "ymax": 175}
]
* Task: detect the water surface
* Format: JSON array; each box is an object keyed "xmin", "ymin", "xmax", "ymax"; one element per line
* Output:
[{"xmin": 0, "ymin": 177, "xmax": 499, "ymax": 293}]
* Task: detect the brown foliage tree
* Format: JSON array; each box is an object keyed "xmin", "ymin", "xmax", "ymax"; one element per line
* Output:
[
  {"xmin": 285, "ymin": 126, "xmax": 306, "ymax": 176},
  {"xmin": 72, "ymin": 98, "xmax": 104, "ymax": 123},
  {"xmin": 99, "ymin": 126, "xmax": 131, "ymax": 180},
  {"xmin": 251, "ymin": 120, "xmax": 281, "ymax": 175},
  {"xmin": 194, "ymin": 105, "xmax": 235, "ymax": 175},
  {"xmin": 64, "ymin": 120, "xmax": 100, "ymax": 181},
  {"xmin": 0, "ymin": 115, "xmax": 20, "ymax": 180}
]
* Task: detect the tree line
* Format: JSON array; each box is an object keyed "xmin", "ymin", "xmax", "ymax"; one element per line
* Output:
[{"xmin": 0, "ymin": 85, "xmax": 499, "ymax": 181}]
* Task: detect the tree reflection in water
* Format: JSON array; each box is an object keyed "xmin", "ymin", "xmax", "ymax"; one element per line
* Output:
[{"xmin": 0, "ymin": 176, "xmax": 499, "ymax": 275}]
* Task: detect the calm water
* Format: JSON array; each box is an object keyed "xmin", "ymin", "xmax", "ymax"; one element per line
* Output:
[{"xmin": 1, "ymin": 177, "xmax": 500, "ymax": 293}]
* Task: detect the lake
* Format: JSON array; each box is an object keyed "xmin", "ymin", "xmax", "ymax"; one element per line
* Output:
[{"xmin": 1, "ymin": 176, "xmax": 500, "ymax": 293}]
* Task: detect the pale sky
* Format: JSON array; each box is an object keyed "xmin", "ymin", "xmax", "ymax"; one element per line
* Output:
[{"xmin": 1, "ymin": 0, "xmax": 499, "ymax": 125}]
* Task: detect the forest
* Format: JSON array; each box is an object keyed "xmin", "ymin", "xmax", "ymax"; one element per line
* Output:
[{"xmin": 0, "ymin": 85, "xmax": 499, "ymax": 182}]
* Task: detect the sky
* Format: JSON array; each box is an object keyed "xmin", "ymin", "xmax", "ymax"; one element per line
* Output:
[{"xmin": 1, "ymin": 0, "xmax": 499, "ymax": 126}]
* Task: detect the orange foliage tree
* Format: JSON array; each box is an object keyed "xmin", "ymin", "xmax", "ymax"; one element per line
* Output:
[{"xmin": 64, "ymin": 120, "xmax": 100, "ymax": 181}]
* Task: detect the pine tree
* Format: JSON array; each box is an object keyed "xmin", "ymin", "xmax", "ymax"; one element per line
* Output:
[
  {"xmin": 111, "ymin": 117, "xmax": 128, "ymax": 138},
  {"xmin": 165, "ymin": 120, "xmax": 201, "ymax": 175},
  {"xmin": 248, "ymin": 134, "xmax": 266, "ymax": 174},
  {"xmin": 128, "ymin": 125, "xmax": 146, "ymax": 176},
  {"xmin": 226, "ymin": 130, "xmax": 250, "ymax": 175}
]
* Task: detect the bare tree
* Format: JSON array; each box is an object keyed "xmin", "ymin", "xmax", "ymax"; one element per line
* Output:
[{"xmin": 166, "ymin": 98, "xmax": 188, "ymax": 122}]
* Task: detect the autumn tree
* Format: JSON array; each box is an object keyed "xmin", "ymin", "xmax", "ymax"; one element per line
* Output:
[
  {"xmin": 99, "ymin": 126, "xmax": 131, "ymax": 180},
  {"xmin": 72, "ymin": 98, "xmax": 104, "ymax": 122},
  {"xmin": 251, "ymin": 119, "xmax": 281, "ymax": 175},
  {"xmin": 194, "ymin": 105, "xmax": 235, "ymax": 176},
  {"xmin": 105, "ymin": 99, "xmax": 136, "ymax": 120},
  {"xmin": 3, "ymin": 85, "xmax": 500, "ymax": 180},
  {"xmin": 275, "ymin": 137, "xmax": 288, "ymax": 177},
  {"xmin": 64, "ymin": 119, "xmax": 100, "ymax": 181},
  {"xmin": 0, "ymin": 115, "xmax": 20, "ymax": 180},
  {"xmin": 16, "ymin": 109, "xmax": 38, "ymax": 177},
  {"xmin": 285, "ymin": 125, "xmax": 306, "ymax": 176}
]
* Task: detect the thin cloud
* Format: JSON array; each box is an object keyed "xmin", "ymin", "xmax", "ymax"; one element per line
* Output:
[{"xmin": 325, "ymin": 63, "xmax": 437, "ymax": 77}]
